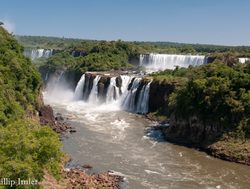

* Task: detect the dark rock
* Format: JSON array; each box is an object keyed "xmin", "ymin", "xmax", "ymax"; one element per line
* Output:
[
  {"xmin": 82, "ymin": 164, "xmax": 92, "ymax": 169},
  {"xmin": 164, "ymin": 114, "xmax": 223, "ymax": 146},
  {"xmin": 83, "ymin": 73, "xmax": 96, "ymax": 100},
  {"xmin": 97, "ymin": 76, "xmax": 110, "ymax": 102},
  {"xmin": 55, "ymin": 115, "xmax": 64, "ymax": 121},
  {"xmin": 206, "ymin": 56, "xmax": 216, "ymax": 64},
  {"xmin": 39, "ymin": 105, "xmax": 72, "ymax": 134},
  {"xmin": 128, "ymin": 54, "xmax": 140, "ymax": 66},
  {"xmin": 115, "ymin": 76, "xmax": 122, "ymax": 88},
  {"xmin": 69, "ymin": 129, "xmax": 77, "ymax": 133},
  {"xmin": 70, "ymin": 50, "xmax": 88, "ymax": 57},
  {"xmin": 39, "ymin": 105, "xmax": 55, "ymax": 126},
  {"xmin": 148, "ymin": 80, "xmax": 176, "ymax": 113}
]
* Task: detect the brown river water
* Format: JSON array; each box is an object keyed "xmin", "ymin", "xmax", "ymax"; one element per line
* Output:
[{"xmin": 44, "ymin": 91, "xmax": 250, "ymax": 189}]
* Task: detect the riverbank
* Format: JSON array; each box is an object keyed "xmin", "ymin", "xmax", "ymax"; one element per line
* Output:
[
  {"xmin": 145, "ymin": 113, "xmax": 250, "ymax": 166},
  {"xmin": 39, "ymin": 104, "xmax": 123, "ymax": 188},
  {"xmin": 41, "ymin": 166, "xmax": 122, "ymax": 189}
]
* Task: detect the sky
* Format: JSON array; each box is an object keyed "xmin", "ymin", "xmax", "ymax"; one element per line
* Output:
[{"xmin": 0, "ymin": 0, "xmax": 250, "ymax": 46}]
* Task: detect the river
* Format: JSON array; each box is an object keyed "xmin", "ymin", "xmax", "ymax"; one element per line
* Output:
[{"xmin": 44, "ymin": 90, "xmax": 250, "ymax": 189}]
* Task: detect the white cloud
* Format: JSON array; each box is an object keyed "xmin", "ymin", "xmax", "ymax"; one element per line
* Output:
[{"xmin": 1, "ymin": 18, "xmax": 15, "ymax": 33}]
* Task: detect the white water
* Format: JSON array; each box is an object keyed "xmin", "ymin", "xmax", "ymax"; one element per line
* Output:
[
  {"xmin": 24, "ymin": 48, "xmax": 53, "ymax": 60},
  {"xmin": 120, "ymin": 75, "xmax": 133, "ymax": 93},
  {"xmin": 106, "ymin": 77, "xmax": 120, "ymax": 103},
  {"xmin": 43, "ymin": 72, "xmax": 250, "ymax": 189},
  {"xmin": 121, "ymin": 78, "xmax": 142, "ymax": 112},
  {"xmin": 88, "ymin": 75, "xmax": 101, "ymax": 104},
  {"xmin": 43, "ymin": 90, "xmax": 250, "ymax": 189},
  {"xmin": 136, "ymin": 80, "xmax": 152, "ymax": 114},
  {"xmin": 71, "ymin": 74, "xmax": 151, "ymax": 114},
  {"xmin": 239, "ymin": 57, "xmax": 250, "ymax": 63},
  {"xmin": 140, "ymin": 53, "xmax": 206, "ymax": 72},
  {"xmin": 74, "ymin": 74, "xmax": 85, "ymax": 100}
]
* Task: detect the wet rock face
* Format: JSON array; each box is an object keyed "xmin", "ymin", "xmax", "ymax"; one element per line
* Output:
[
  {"xmin": 97, "ymin": 76, "xmax": 110, "ymax": 102},
  {"xmin": 83, "ymin": 73, "xmax": 96, "ymax": 101},
  {"xmin": 148, "ymin": 80, "xmax": 176, "ymax": 113},
  {"xmin": 116, "ymin": 76, "xmax": 122, "ymax": 88},
  {"xmin": 164, "ymin": 114, "xmax": 224, "ymax": 146}
]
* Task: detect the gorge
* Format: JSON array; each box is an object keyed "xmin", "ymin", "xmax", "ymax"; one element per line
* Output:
[
  {"xmin": 11, "ymin": 35, "xmax": 250, "ymax": 188},
  {"xmin": 41, "ymin": 51, "xmax": 250, "ymax": 188},
  {"xmin": 2, "ymin": 1, "xmax": 250, "ymax": 188}
]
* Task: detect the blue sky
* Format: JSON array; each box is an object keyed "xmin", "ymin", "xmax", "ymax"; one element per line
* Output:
[{"xmin": 1, "ymin": 0, "xmax": 250, "ymax": 46}]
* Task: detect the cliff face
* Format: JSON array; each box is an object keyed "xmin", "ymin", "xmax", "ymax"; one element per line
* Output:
[
  {"xmin": 148, "ymin": 80, "xmax": 176, "ymax": 113},
  {"xmin": 97, "ymin": 76, "xmax": 111, "ymax": 102},
  {"xmin": 164, "ymin": 114, "xmax": 223, "ymax": 146}
]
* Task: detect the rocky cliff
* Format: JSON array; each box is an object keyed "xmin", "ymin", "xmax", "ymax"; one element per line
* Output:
[
  {"xmin": 148, "ymin": 80, "xmax": 176, "ymax": 113},
  {"xmin": 164, "ymin": 114, "xmax": 224, "ymax": 146}
]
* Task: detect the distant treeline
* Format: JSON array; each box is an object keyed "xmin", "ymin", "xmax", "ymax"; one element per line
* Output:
[{"xmin": 16, "ymin": 35, "xmax": 250, "ymax": 55}]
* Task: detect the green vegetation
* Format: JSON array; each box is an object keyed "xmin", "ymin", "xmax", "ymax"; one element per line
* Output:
[
  {"xmin": 38, "ymin": 40, "xmax": 140, "ymax": 74},
  {"xmin": 152, "ymin": 61, "xmax": 250, "ymax": 140},
  {"xmin": 17, "ymin": 35, "xmax": 250, "ymax": 55},
  {"xmin": 16, "ymin": 35, "xmax": 94, "ymax": 50},
  {"xmin": 0, "ymin": 27, "xmax": 42, "ymax": 124},
  {"xmin": 0, "ymin": 120, "xmax": 62, "ymax": 183},
  {"xmin": 0, "ymin": 27, "xmax": 63, "ymax": 188}
]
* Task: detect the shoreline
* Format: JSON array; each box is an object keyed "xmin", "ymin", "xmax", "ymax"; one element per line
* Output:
[
  {"xmin": 144, "ymin": 113, "xmax": 250, "ymax": 166},
  {"xmin": 39, "ymin": 104, "xmax": 123, "ymax": 189}
]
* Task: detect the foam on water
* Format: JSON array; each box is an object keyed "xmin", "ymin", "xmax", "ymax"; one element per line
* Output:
[{"xmin": 110, "ymin": 119, "xmax": 130, "ymax": 131}]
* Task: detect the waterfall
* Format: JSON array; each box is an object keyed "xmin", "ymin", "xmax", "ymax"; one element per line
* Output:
[
  {"xmin": 73, "ymin": 73, "xmax": 152, "ymax": 114},
  {"xmin": 121, "ymin": 78, "xmax": 142, "ymax": 112},
  {"xmin": 140, "ymin": 53, "xmax": 206, "ymax": 72},
  {"xmin": 120, "ymin": 75, "xmax": 133, "ymax": 93},
  {"xmin": 88, "ymin": 75, "xmax": 101, "ymax": 103},
  {"xmin": 24, "ymin": 48, "xmax": 53, "ymax": 60},
  {"xmin": 74, "ymin": 74, "xmax": 85, "ymax": 100},
  {"xmin": 106, "ymin": 77, "xmax": 120, "ymax": 103},
  {"xmin": 136, "ymin": 80, "xmax": 152, "ymax": 113},
  {"xmin": 239, "ymin": 58, "xmax": 250, "ymax": 63}
]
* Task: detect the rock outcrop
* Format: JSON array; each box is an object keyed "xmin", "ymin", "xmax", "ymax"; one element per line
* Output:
[
  {"xmin": 97, "ymin": 76, "xmax": 111, "ymax": 102},
  {"xmin": 148, "ymin": 80, "xmax": 176, "ymax": 113},
  {"xmin": 39, "ymin": 105, "xmax": 73, "ymax": 133},
  {"xmin": 164, "ymin": 114, "xmax": 224, "ymax": 146}
]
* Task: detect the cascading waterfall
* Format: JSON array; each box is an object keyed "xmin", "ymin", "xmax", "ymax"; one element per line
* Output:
[
  {"xmin": 106, "ymin": 77, "xmax": 120, "ymax": 103},
  {"xmin": 135, "ymin": 80, "xmax": 152, "ymax": 113},
  {"xmin": 121, "ymin": 78, "xmax": 142, "ymax": 112},
  {"xmin": 73, "ymin": 74, "xmax": 151, "ymax": 114},
  {"xmin": 140, "ymin": 53, "xmax": 206, "ymax": 72},
  {"xmin": 120, "ymin": 75, "xmax": 132, "ymax": 93},
  {"xmin": 24, "ymin": 48, "xmax": 53, "ymax": 60},
  {"xmin": 74, "ymin": 74, "xmax": 85, "ymax": 100},
  {"xmin": 88, "ymin": 76, "xmax": 101, "ymax": 103}
]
